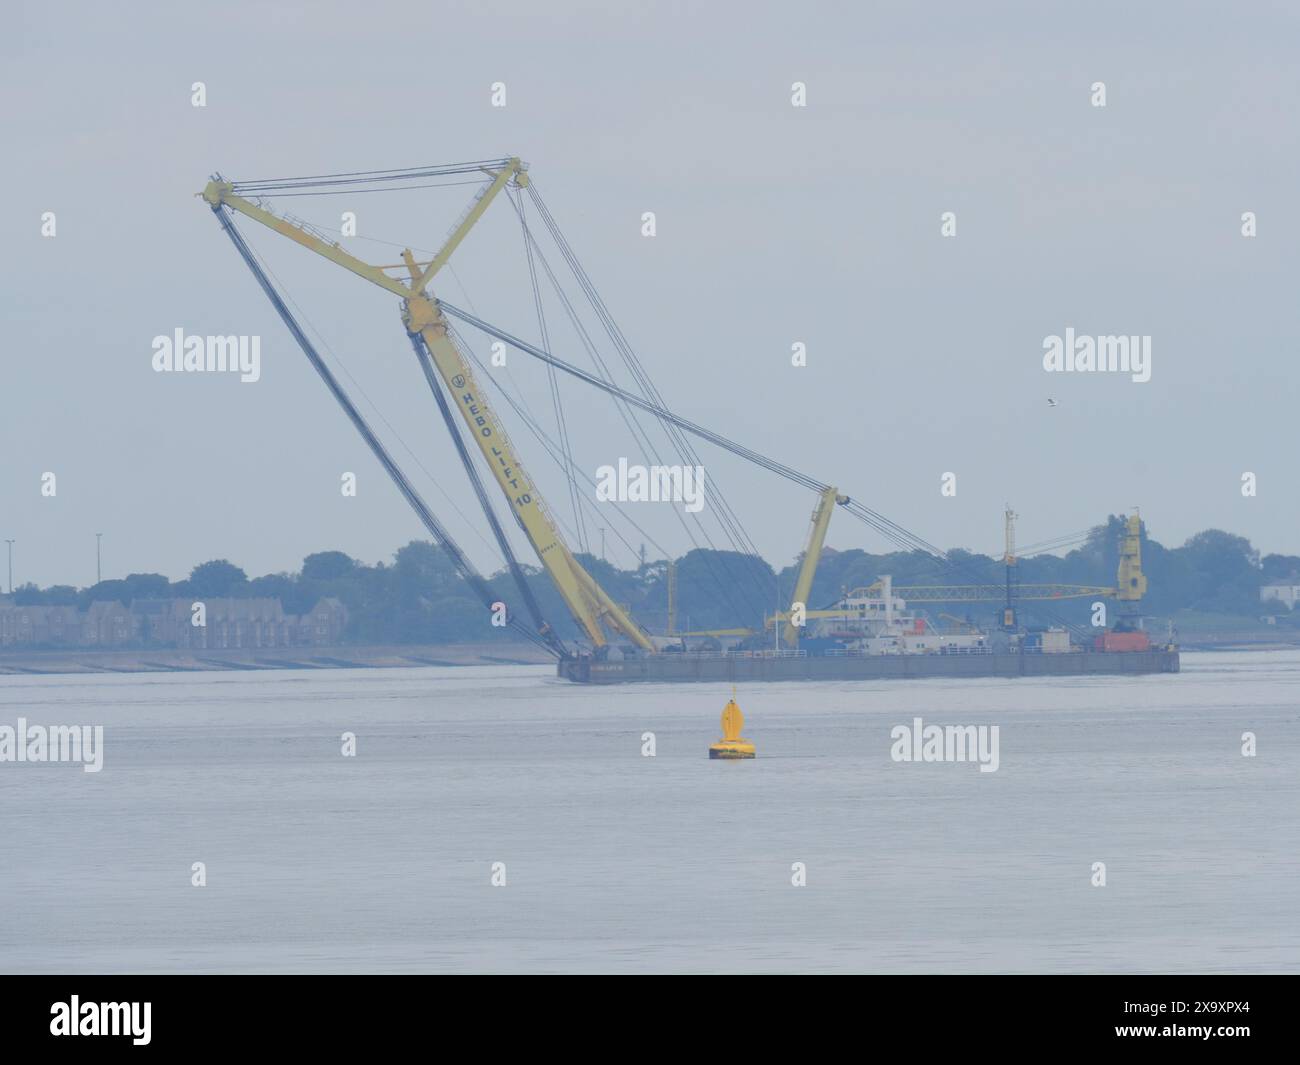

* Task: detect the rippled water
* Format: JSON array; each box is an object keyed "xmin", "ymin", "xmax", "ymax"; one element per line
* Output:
[{"xmin": 1, "ymin": 650, "xmax": 1296, "ymax": 973}]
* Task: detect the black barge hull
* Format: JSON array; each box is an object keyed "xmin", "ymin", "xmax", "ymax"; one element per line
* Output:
[{"xmin": 558, "ymin": 649, "xmax": 1181, "ymax": 684}]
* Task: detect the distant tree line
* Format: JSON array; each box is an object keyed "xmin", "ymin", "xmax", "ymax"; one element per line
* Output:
[{"xmin": 7, "ymin": 517, "xmax": 1298, "ymax": 644}]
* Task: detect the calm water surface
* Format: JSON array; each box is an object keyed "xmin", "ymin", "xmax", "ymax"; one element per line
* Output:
[{"xmin": 1, "ymin": 650, "xmax": 1296, "ymax": 973}]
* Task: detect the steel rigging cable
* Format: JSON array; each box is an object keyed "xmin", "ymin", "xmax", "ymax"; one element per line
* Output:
[
  {"xmin": 514, "ymin": 188, "xmax": 588, "ymax": 555},
  {"xmin": 506, "ymin": 191, "xmax": 766, "ymax": 624},
  {"xmin": 523, "ymin": 184, "xmax": 770, "ymax": 581},
  {"xmin": 441, "ymin": 300, "xmax": 1100, "ymax": 637}
]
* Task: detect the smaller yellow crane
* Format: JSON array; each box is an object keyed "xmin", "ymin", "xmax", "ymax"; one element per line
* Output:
[{"xmin": 782, "ymin": 487, "xmax": 849, "ymax": 647}]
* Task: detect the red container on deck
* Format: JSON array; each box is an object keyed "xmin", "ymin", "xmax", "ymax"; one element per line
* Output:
[{"xmin": 1093, "ymin": 632, "xmax": 1151, "ymax": 653}]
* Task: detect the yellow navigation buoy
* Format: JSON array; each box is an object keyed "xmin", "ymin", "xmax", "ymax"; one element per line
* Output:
[{"xmin": 709, "ymin": 688, "xmax": 755, "ymax": 759}]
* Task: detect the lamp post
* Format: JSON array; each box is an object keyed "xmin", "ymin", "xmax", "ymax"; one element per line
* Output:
[
  {"xmin": 96, "ymin": 532, "xmax": 103, "ymax": 585},
  {"xmin": 4, "ymin": 540, "xmax": 12, "ymax": 594}
]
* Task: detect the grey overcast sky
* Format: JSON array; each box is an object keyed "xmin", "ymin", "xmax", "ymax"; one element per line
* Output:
[{"xmin": 3, "ymin": 0, "xmax": 1297, "ymax": 589}]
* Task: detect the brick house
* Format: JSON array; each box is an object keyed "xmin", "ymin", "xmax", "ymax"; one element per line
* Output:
[
  {"xmin": 131, "ymin": 598, "xmax": 186, "ymax": 645},
  {"xmin": 298, "ymin": 597, "xmax": 348, "ymax": 645},
  {"xmin": 83, "ymin": 601, "xmax": 134, "ymax": 646},
  {"xmin": 171, "ymin": 597, "xmax": 289, "ymax": 650}
]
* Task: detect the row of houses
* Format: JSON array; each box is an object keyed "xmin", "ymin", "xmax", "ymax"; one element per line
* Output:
[{"xmin": 0, "ymin": 596, "xmax": 348, "ymax": 650}]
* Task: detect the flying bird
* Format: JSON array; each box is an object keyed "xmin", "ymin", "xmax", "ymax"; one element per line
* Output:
[{"xmin": 1047, "ymin": 398, "xmax": 1058, "ymax": 407}]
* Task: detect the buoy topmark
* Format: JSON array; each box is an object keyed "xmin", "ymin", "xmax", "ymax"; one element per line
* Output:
[{"xmin": 709, "ymin": 688, "xmax": 755, "ymax": 759}]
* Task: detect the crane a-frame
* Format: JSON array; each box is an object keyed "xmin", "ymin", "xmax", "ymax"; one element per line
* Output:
[{"xmin": 202, "ymin": 158, "xmax": 657, "ymax": 654}]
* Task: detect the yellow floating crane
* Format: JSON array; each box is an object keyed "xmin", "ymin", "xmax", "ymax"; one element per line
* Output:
[{"xmin": 200, "ymin": 156, "xmax": 1150, "ymax": 665}]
